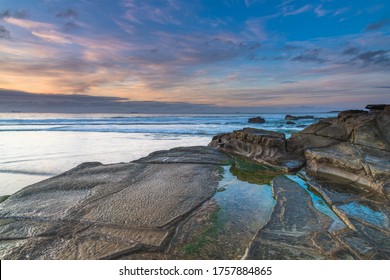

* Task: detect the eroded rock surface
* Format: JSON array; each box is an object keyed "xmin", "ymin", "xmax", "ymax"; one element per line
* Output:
[
  {"xmin": 210, "ymin": 105, "xmax": 390, "ymax": 197},
  {"xmin": 208, "ymin": 128, "xmax": 305, "ymax": 172},
  {"xmin": 245, "ymin": 174, "xmax": 390, "ymax": 259},
  {"xmin": 293, "ymin": 106, "xmax": 390, "ymax": 197},
  {"xmin": 0, "ymin": 147, "xmax": 230, "ymax": 259}
]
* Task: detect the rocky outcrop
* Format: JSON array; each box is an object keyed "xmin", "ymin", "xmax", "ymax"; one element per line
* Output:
[
  {"xmin": 248, "ymin": 116, "xmax": 265, "ymax": 123},
  {"xmin": 291, "ymin": 106, "xmax": 390, "ymax": 197},
  {"xmin": 245, "ymin": 174, "xmax": 390, "ymax": 259},
  {"xmin": 285, "ymin": 114, "xmax": 315, "ymax": 120},
  {"xmin": 208, "ymin": 128, "xmax": 305, "ymax": 172},
  {"xmin": 210, "ymin": 105, "xmax": 390, "ymax": 198}
]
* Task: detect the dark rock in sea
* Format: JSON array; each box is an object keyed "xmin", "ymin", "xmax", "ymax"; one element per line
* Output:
[
  {"xmin": 365, "ymin": 104, "xmax": 389, "ymax": 111},
  {"xmin": 286, "ymin": 121, "xmax": 296, "ymax": 125},
  {"xmin": 248, "ymin": 116, "xmax": 265, "ymax": 123},
  {"xmin": 208, "ymin": 128, "xmax": 305, "ymax": 172},
  {"xmin": 285, "ymin": 114, "xmax": 315, "ymax": 121}
]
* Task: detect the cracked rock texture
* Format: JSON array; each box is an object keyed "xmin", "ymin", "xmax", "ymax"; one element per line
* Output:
[
  {"xmin": 0, "ymin": 147, "xmax": 230, "ymax": 259},
  {"xmin": 208, "ymin": 128, "xmax": 305, "ymax": 172}
]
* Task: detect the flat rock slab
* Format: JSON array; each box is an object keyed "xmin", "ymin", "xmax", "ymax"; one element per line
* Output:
[
  {"xmin": 0, "ymin": 147, "xmax": 229, "ymax": 259},
  {"xmin": 245, "ymin": 175, "xmax": 348, "ymax": 260},
  {"xmin": 135, "ymin": 146, "xmax": 233, "ymax": 165}
]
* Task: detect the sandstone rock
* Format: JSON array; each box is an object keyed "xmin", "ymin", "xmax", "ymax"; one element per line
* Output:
[
  {"xmin": 244, "ymin": 175, "xmax": 346, "ymax": 259},
  {"xmin": 287, "ymin": 133, "xmax": 341, "ymax": 154},
  {"xmin": 246, "ymin": 173, "xmax": 390, "ymax": 260},
  {"xmin": 316, "ymin": 124, "xmax": 349, "ymax": 141},
  {"xmin": 0, "ymin": 147, "xmax": 229, "ymax": 259},
  {"xmin": 208, "ymin": 128, "xmax": 305, "ymax": 172},
  {"xmin": 248, "ymin": 116, "xmax": 265, "ymax": 123},
  {"xmin": 304, "ymin": 143, "xmax": 390, "ymax": 194}
]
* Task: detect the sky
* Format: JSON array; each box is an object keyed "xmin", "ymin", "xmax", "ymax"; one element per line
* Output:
[{"xmin": 0, "ymin": 0, "xmax": 389, "ymax": 112}]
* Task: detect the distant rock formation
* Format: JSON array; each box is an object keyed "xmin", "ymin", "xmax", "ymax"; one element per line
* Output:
[
  {"xmin": 285, "ymin": 114, "xmax": 315, "ymax": 121},
  {"xmin": 248, "ymin": 116, "xmax": 265, "ymax": 123},
  {"xmin": 366, "ymin": 104, "xmax": 388, "ymax": 111}
]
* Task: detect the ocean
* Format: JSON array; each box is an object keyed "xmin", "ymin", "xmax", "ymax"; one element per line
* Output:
[{"xmin": 0, "ymin": 112, "xmax": 337, "ymax": 195}]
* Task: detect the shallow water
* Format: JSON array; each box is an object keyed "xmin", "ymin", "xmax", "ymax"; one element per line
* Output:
[
  {"xmin": 338, "ymin": 202, "xmax": 389, "ymax": 230},
  {"xmin": 287, "ymin": 175, "xmax": 347, "ymax": 232},
  {"xmin": 171, "ymin": 164, "xmax": 276, "ymax": 259}
]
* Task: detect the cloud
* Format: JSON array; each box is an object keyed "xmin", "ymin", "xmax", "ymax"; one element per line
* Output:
[
  {"xmin": 342, "ymin": 47, "xmax": 360, "ymax": 55},
  {"xmin": 122, "ymin": 0, "xmax": 186, "ymax": 25},
  {"xmin": 32, "ymin": 30, "xmax": 73, "ymax": 44},
  {"xmin": 333, "ymin": 7, "xmax": 350, "ymax": 17},
  {"xmin": 56, "ymin": 8, "xmax": 79, "ymax": 19},
  {"xmin": 243, "ymin": 0, "xmax": 263, "ymax": 8},
  {"xmin": 0, "ymin": 9, "xmax": 28, "ymax": 19},
  {"xmin": 4, "ymin": 16, "xmax": 76, "ymax": 44},
  {"xmin": 0, "ymin": 26, "xmax": 10, "ymax": 39},
  {"xmin": 282, "ymin": 4, "xmax": 312, "ymax": 16},
  {"xmin": 283, "ymin": 44, "xmax": 302, "ymax": 50},
  {"xmin": 374, "ymin": 85, "xmax": 390, "ymax": 89},
  {"xmin": 354, "ymin": 50, "xmax": 390, "ymax": 67},
  {"xmin": 245, "ymin": 18, "xmax": 268, "ymax": 40},
  {"xmin": 365, "ymin": 18, "xmax": 390, "ymax": 31},
  {"xmin": 0, "ymin": 88, "xmax": 272, "ymax": 114},
  {"xmin": 4, "ymin": 17, "xmax": 54, "ymax": 30},
  {"xmin": 314, "ymin": 5, "xmax": 328, "ymax": 17},
  {"xmin": 1, "ymin": 0, "xmax": 389, "ymax": 110},
  {"xmin": 63, "ymin": 22, "xmax": 82, "ymax": 32},
  {"xmin": 292, "ymin": 49, "xmax": 326, "ymax": 63}
]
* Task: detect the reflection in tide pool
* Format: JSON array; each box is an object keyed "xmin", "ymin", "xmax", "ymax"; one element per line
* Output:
[
  {"xmin": 214, "ymin": 166, "xmax": 276, "ymax": 231},
  {"xmin": 174, "ymin": 165, "xmax": 276, "ymax": 259},
  {"xmin": 339, "ymin": 202, "xmax": 389, "ymax": 229},
  {"xmin": 287, "ymin": 175, "xmax": 347, "ymax": 232}
]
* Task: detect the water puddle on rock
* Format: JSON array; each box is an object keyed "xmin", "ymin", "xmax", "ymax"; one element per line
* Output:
[
  {"xmin": 286, "ymin": 175, "xmax": 347, "ymax": 232},
  {"xmin": 168, "ymin": 160, "xmax": 277, "ymax": 259},
  {"xmin": 338, "ymin": 202, "xmax": 389, "ymax": 230}
]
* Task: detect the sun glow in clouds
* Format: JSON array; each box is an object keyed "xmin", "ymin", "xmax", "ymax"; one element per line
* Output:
[{"xmin": 0, "ymin": 0, "xmax": 389, "ymax": 111}]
